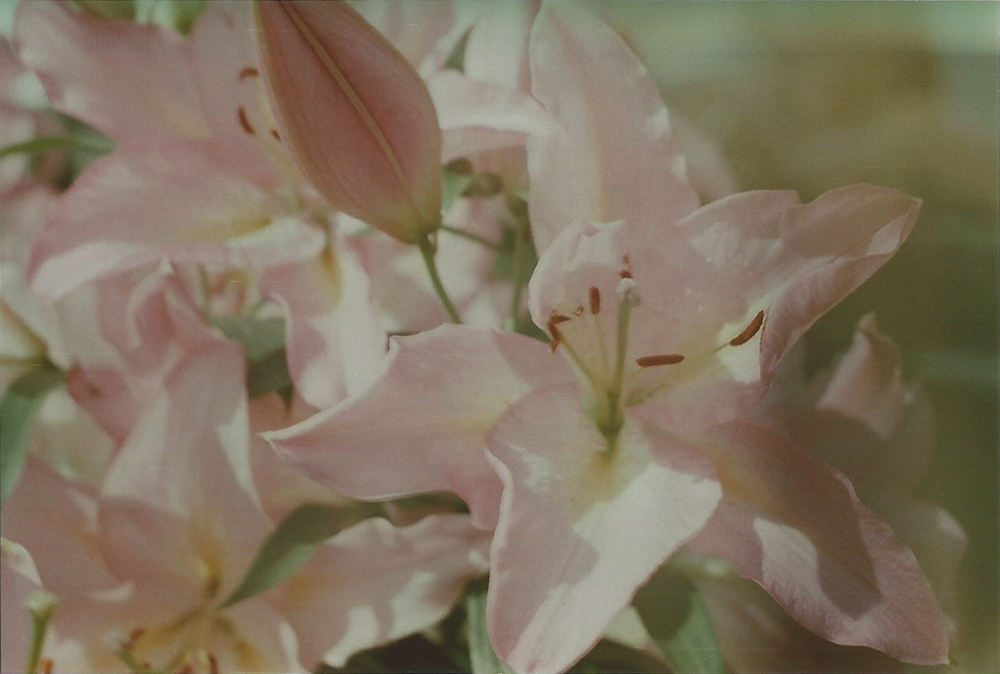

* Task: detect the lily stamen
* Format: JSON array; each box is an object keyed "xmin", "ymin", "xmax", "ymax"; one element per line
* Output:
[
  {"xmin": 636, "ymin": 353, "xmax": 685, "ymax": 367},
  {"xmin": 730, "ymin": 310, "xmax": 764, "ymax": 346}
]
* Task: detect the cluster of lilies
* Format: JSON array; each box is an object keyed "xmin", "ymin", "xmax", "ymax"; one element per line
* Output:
[{"xmin": 1, "ymin": 2, "xmax": 963, "ymax": 673}]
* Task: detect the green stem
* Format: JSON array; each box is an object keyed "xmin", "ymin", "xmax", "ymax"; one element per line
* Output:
[
  {"xmin": 417, "ymin": 234, "xmax": 462, "ymax": 324},
  {"xmin": 25, "ymin": 591, "xmax": 56, "ymax": 674},
  {"xmin": 601, "ymin": 300, "xmax": 633, "ymax": 444},
  {"xmin": 0, "ymin": 135, "xmax": 112, "ymax": 160},
  {"xmin": 612, "ymin": 300, "xmax": 632, "ymax": 395},
  {"xmin": 504, "ymin": 221, "xmax": 528, "ymax": 332},
  {"xmin": 439, "ymin": 224, "xmax": 502, "ymax": 251}
]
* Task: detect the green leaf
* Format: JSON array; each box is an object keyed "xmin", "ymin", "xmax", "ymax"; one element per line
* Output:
[
  {"xmin": 210, "ymin": 314, "xmax": 292, "ymax": 399},
  {"xmin": 69, "ymin": 0, "xmax": 137, "ymax": 20},
  {"xmin": 135, "ymin": 0, "xmax": 207, "ymax": 34},
  {"xmin": 220, "ymin": 503, "xmax": 352, "ymax": 608},
  {"xmin": 633, "ymin": 570, "xmax": 727, "ymax": 674},
  {"xmin": 1, "ymin": 365, "xmax": 64, "ymax": 506},
  {"xmin": 465, "ymin": 578, "xmax": 515, "ymax": 674}
]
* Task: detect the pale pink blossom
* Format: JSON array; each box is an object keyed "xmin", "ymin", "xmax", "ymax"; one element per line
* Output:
[
  {"xmin": 15, "ymin": 1, "xmax": 325, "ymax": 301},
  {"xmin": 680, "ymin": 317, "xmax": 966, "ymax": 673},
  {"xmin": 3, "ymin": 340, "xmax": 489, "ymax": 672},
  {"xmin": 15, "ymin": 1, "xmax": 388, "ymax": 411},
  {"xmin": 270, "ymin": 6, "xmax": 945, "ymax": 673}
]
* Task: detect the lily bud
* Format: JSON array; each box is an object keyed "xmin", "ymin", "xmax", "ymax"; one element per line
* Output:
[{"xmin": 256, "ymin": 0, "xmax": 443, "ymax": 243}]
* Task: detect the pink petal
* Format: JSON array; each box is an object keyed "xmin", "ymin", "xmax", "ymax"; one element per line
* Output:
[
  {"xmin": 621, "ymin": 186, "xmax": 916, "ymax": 423},
  {"xmin": 866, "ymin": 495, "xmax": 966, "ymax": 625},
  {"xmin": 688, "ymin": 419, "xmax": 949, "ymax": 665},
  {"xmin": 256, "ymin": 1, "xmax": 442, "ymax": 243},
  {"xmin": 260, "ymin": 242, "xmax": 388, "ymax": 410},
  {"xmin": 670, "ymin": 112, "xmax": 741, "ymax": 202},
  {"xmin": 28, "ymin": 138, "xmax": 322, "ymax": 300},
  {"xmin": 430, "ymin": 71, "xmax": 549, "ymax": 162},
  {"xmin": 248, "ymin": 392, "xmax": 367, "ymax": 521},
  {"xmin": 13, "ymin": 0, "xmax": 210, "ymax": 142},
  {"xmin": 98, "ymin": 341, "xmax": 270, "ymax": 595},
  {"xmin": 463, "ymin": 2, "xmax": 536, "ymax": 91},
  {"xmin": 65, "ymin": 270, "xmax": 221, "ymax": 444},
  {"xmin": 212, "ymin": 600, "xmax": 302, "ymax": 673},
  {"xmin": 789, "ymin": 314, "xmax": 932, "ymax": 490},
  {"xmin": 485, "ymin": 384, "xmax": 721, "ymax": 673},
  {"xmin": 354, "ymin": 0, "xmax": 475, "ymax": 76},
  {"xmin": 526, "ymin": 4, "xmax": 699, "ymax": 252},
  {"xmin": 758, "ymin": 185, "xmax": 920, "ymax": 375},
  {"xmin": 278, "ymin": 514, "xmax": 490, "ymax": 667},
  {"xmin": 186, "ymin": 1, "xmax": 276, "ymax": 141},
  {"xmin": 1, "ymin": 458, "xmax": 117, "ymax": 597},
  {"xmin": 267, "ymin": 326, "xmax": 571, "ymax": 529}
]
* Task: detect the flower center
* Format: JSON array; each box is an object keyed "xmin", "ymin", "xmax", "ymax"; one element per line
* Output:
[
  {"xmin": 545, "ymin": 254, "xmax": 765, "ymax": 449},
  {"xmin": 110, "ymin": 564, "xmax": 267, "ymax": 673}
]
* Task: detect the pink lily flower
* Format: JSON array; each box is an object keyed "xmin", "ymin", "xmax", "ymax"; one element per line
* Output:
[
  {"xmin": 15, "ymin": 1, "xmax": 325, "ymax": 301},
  {"xmin": 15, "ymin": 1, "xmax": 388, "ymax": 411},
  {"xmin": 685, "ymin": 316, "xmax": 966, "ymax": 673},
  {"xmin": 3, "ymin": 339, "xmax": 490, "ymax": 672},
  {"xmin": 759, "ymin": 314, "xmax": 967, "ymax": 630},
  {"xmin": 270, "ymin": 5, "xmax": 946, "ymax": 672}
]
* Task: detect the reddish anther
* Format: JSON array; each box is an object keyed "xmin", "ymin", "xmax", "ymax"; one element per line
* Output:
[
  {"xmin": 619, "ymin": 252, "xmax": 634, "ymax": 279},
  {"xmin": 128, "ymin": 627, "xmax": 146, "ymax": 646},
  {"xmin": 208, "ymin": 654, "xmax": 219, "ymax": 674},
  {"xmin": 589, "ymin": 286, "xmax": 601, "ymax": 315},
  {"xmin": 40, "ymin": 658, "xmax": 53, "ymax": 674},
  {"xmin": 636, "ymin": 354, "xmax": 685, "ymax": 367},
  {"xmin": 730, "ymin": 310, "xmax": 765, "ymax": 346},
  {"xmin": 546, "ymin": 318, "xmax": 564, "ymax": 351},
  {"xmin": 237, "ymin": 106, "xmax": 255, "ymax": 135},
  {"xmin": 238, "ymin": 67, "xmax": 259, "ymax": 80}
]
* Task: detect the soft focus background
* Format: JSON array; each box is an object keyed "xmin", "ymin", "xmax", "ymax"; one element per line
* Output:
[{"xmin": 599, "ymin": 3, "xmax": 999, "ymax": 671}]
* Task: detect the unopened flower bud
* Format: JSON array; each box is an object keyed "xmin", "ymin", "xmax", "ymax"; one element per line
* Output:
[{"xmin": 256, "ymin": 0, "xmax": 443, "ymax": 243}]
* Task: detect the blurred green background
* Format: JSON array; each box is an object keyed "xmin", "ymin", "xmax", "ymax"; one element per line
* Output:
[{"xmin": 601, "ymin": 3, "xmax": 999, "ymax": 671}]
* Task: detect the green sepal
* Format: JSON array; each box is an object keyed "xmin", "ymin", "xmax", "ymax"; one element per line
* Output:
[{"xmin": 1, "ymin": 365, "xmax": 64, "ymax": 505}]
